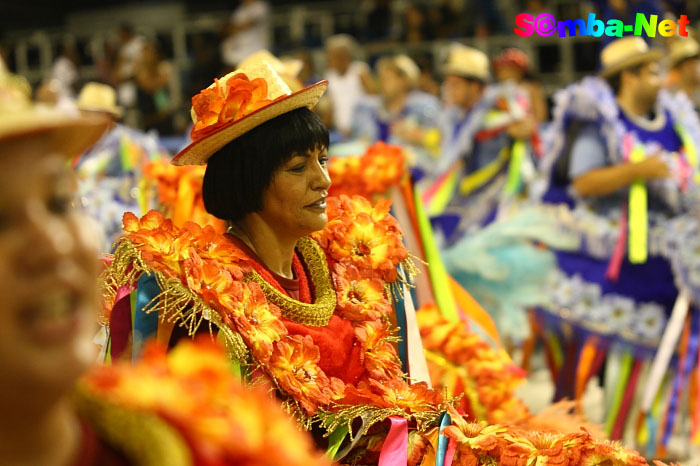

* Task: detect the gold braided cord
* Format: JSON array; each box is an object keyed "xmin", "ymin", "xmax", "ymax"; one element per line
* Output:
[
  {"xmin": 74, "ymin": 389, "xmax": 192, "ymax": 466},
  {"xmin": 244, "ymin": 237, "xmax": 337, "ymax": 327}
]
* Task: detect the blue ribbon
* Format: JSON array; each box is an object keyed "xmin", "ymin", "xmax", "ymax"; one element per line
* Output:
[
  {"xmin": 436, "ymin": 411, "xmax": 452, "ymax": 466},
  {"xmin": 132, "ymin": 274, "xmax": 160, "ymax": 361}
]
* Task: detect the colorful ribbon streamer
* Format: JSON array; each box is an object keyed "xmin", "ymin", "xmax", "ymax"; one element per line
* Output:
[
  {"xmin": 378, "ymin": 416, "xmax": 408, "ymax": 466},
  {"xmin": 628, "ymin": 143, "xmax": 648, "ymax": 264},
  {"xmin": 505, "ymin": 139, "xmax": 526, "ymax": 195}
]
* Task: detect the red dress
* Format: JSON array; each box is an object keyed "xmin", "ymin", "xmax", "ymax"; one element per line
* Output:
[{"xmin": 228, "ymin": 235, "xmax": 365, "ymax": 385}]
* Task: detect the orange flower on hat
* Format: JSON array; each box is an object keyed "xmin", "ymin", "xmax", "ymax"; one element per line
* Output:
[
  {"xmin": 267, "ymin": 335, "xmax": 344, "ymax": 415},
  {"xmin": 190, "ymin": 73, "xmax": 277, "ymax": 142},
  {"xmin": 333, "ymin": 263, "xmax": 392, "ymax": 322},
  {"xmin": 367, "ymin": 379, "xmax": 444, "ymax": 413}
]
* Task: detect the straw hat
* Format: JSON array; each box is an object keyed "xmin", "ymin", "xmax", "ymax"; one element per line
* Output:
[
  {"xmin": 669, "ymin": 37, "xmax": 700, "ymax": 68},
  {"xmin": 239, "ymin": 50, "xmax": 303, "ymax": 78},
  {"xmin": 77, "ymin": 82, "xmax": 123, "ymax": 117},
  {"xmin": 172, "ymin": 61, "xmax": 327, "ymax": 166},
  {"xmin": 599, "ymin": 36, "xmax": 663, "ymax": 78},
  {"xmin": 442, "ymin": 43, "xmax": 490, "ymax": 82},
  {"xmin": 0, "ymin": 63, "xmax": 109, "ymax": 156}
]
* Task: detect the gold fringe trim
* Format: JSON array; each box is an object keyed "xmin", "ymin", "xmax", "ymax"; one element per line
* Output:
[
  {"xmin": 316, "ymin": 402, "xmax": 445, "ymax": 441},
  {"xmin": 74, "ymin": 388, "xmax": 192, "ymax": 466},
  {"xmin": 101, "ymin": 239, "xmax": 249, "ymax": 364},
  {"xmin": 244, "ymin": 237, "xmax": 337, "ymax": 327}
]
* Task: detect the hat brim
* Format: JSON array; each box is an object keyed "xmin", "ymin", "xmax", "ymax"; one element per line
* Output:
[
  {"xmin": 0, "ymin": 109, "xmax": 110, "ymax": 157},
  {"xmin": 172, "ymin": 80, "xmax": 328, "ymax": 166},
  {"xmin": 599, "ymin": 49, "xmax": 664, "ymax": 78},
  {"xmin": 442, "ymin": 65, "xmax": 489, "ymax": 82},
  {"xmin": 77, "ymin": 103, "xmax": 123, "ymax": 118}
]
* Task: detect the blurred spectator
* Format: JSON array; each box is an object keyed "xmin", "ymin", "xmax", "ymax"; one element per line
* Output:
[
  {"xmin": 113, "ymin": 23, "xmax": 145, "ymax": 107},
  {"xmin": 135, "ymin": 40, "xmax": 176, "ymax": 134},
  {"xmin": 429, "ymin": 1, "xmax": 461, "ymax": 39},
  {"xmin": 400, "ymin": 3, "xmax": 435, "ymax": 43},
  {"xmin": 364, "ymin": 0, "xmax": 394, "ymax": 42},
  {"xmin": 186, "ymin": 33, "xmax": 224, "ymax": 99},
  {"xmin": 50, "ymin": 39, "xmax": 80, "ymax": 98},
  {"xmin": 35, "ymin": 79, "xmax": 76, "ymax": 112},
  {"xmin": 294, "ymin": 50, "xmax": 322, "ymax": 87},
  {"xmin": 220, "ymin": 0, "xmax": 270, "ymax": 69},
  {"xmin": 667, "ymin": 36, "xmax": 700, "ymax": 109},
  {"xmin": 352, "ymin": 54, "xmax": 439, "ymax": 144},
  {"xmin": 413, "ymin": 53, "xmax": 441, "ymax": 96},
  {"xmin": 324, "ymin": 34, "xmax": 375, "ymax": 137},
  {"xmin": 95, "ymin": 41, "xmax": 117, "ymax": 85},
  {"xmin": 493, "ymin": 48, "xmax": 548, "ymax": 122}
]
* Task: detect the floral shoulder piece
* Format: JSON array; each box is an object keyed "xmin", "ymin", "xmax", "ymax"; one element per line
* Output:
[
  {"xmin": 77, "ymin": 338, "xmax": 329, "ymax": 466},
  {"xmin": 101, "ymin": 195, "xmax": 444, "ymax": 438}
]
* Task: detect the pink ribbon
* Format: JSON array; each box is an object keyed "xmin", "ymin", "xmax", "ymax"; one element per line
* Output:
[
  {"xmin": 606, "ymin": 208, "xmax": 628, "ymax": 282},
  {"xmin": 378, "ymin": 416, "xmax": 408, "ymax": 466},
  {"xmin": 444, "ymin": 437, "xmax": 457, "ymax": 466}
]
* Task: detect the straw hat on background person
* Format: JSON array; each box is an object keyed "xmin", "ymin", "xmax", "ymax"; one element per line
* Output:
[
  {"xmin": 669, "ymin": 36, "xmax": 700, "ymax": 69},
  {"xmin": 0, "ymin": 62, "xmax": 109, "ymax": 156},
  {"xmin": 442, "ymin": 43, "xmax": 490, "ymax": 82},
  {"xmin": 172, "ymin": 61, "xmax": 327, "ymax": 166},
  {"xmin": 239, "ymin": 50, "xmax": 304, "ymax": 92},
  {"xmin": 77, "ymin": 82, "xmax": 123, "ymax": 118},
  {"xmin": 599, "ymin": 36, "xmax": 663, "ymax": 78}
]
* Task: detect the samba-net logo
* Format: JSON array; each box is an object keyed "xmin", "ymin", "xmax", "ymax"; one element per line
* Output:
[{"xmin": 515, "ymin": 13, "xmax": 690, "ymax": 38}]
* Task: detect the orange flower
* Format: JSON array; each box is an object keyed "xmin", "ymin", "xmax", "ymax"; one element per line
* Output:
[
  {"xmin": 367, "ymin": 379, "xmax": 444, "ymax": 413},
  {"xmin": 267, "ymin": 335, "xmax": 343, "ymax": 415},
  {"xmin": 499, "ymin": 431, "xmax": 588, "ymax": 466},
  {"xmin": 191, "ymin": 73, "xmax": 277, "ymax": 141},
  {"xmin": 327, "ymin": 142, "xmax": 406, "ymax": 198},
  {"xmin": 225, "ymin": 282, "xmax": 287, "ymax": 362},
  {"xmin": 122, "ymin": 211, "xmax": 195, "ymax": 277},
  {"xmin": 582, "ymin": 439, "xmax": 649, "ymax": 466},
  {"xmin": 182, "ymin": 221, "xmax": 249, "ymax": 277},
  {"xmin": 333, "ymin": 263, "xmax": 392, "ymax": 322},
  {"xmin": 354, "ymin": 320, "xmax": 403, "ymax": 381}
]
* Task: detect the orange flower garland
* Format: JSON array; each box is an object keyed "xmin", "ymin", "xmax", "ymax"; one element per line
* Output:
[
  {"xmin": 442, "ymin": 407, "xmax": 649, "ymax": 466},
  {"xmin": 416, "ymin": 303, "xmax": 530, "ymax": 425},
  {"xmin": 103, "ymin": 196, "xmax": 444, "ymax": 434},
  {"xmin": 79, "ymin": 338, "xmax": 330, "ymax": 466},
  {"xmin": 328, "ymin": 141, "xmax": 406, "ymax": 199}
]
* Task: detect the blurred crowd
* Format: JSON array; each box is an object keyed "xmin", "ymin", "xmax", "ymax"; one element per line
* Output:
[{"xmin": 2, "ymin": 0, "xmax": 697, "ymax": 142}]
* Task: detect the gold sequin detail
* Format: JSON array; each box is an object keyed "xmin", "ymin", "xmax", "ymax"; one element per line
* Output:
[{"xmin": 244, "ymin": 237, "xmax": 337, "ymax": 327}]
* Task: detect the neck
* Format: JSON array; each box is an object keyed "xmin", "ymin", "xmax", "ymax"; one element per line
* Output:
[
  {"xmin": 617, "ymin": 91, "xmax": 653, "ymax": 118},
  {"xmin": 385, "ymin": 92, "xmax": 407, "ymax": 114},
  {"xmin": 0, "ymin": 398, "xmax": 80, "ymax": 466},
  {"xmin": 232, "ymin": 217, "xmax": 297, "ymax": 279},
  {"xmin": 681, "ymin": 80, "xmax": 697, "ymax": 98}
]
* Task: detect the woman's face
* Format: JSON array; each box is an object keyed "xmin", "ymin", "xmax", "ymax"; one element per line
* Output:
[
  {"xmin": 258, "ymin": 145, "xmax": 331, "ymax": 238},
  {"xmin": 0, "ymin": 136, "xmax": 98, "ymax": 406},
  {"xmin": 379, "ymin": 66, "xmax": 408, "ymax": 101}
]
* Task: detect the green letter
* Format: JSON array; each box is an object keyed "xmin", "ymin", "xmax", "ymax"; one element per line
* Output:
[
  {"xmin": 605, "ymin": 19, "xmax": 624, "ymax": 37},
  {"xmin": 634, "ymin": 13, "xmax": 657, "ymax": 37}
]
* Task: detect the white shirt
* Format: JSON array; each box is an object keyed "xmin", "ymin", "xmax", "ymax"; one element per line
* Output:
[
  {"xmin": 325, "ymin": 61, "xmax": 370, "ymax": 134},
  {"xmin": 220, "ymin": 1, "xmax": 270, "ymax": 67}
]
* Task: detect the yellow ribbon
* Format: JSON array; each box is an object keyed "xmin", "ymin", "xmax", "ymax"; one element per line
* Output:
[
  {"xmin": 628, "ymin": 144, "xmax": 648, "ymax": 264},
  {"xmin": 459, "ymin": 145, "xmax": 510, "ymax": 196}
]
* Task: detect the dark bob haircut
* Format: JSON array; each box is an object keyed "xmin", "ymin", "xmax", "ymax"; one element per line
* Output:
[{"xmin": 202, "ymin": 107, "xmax": 329, "ymax": 222}]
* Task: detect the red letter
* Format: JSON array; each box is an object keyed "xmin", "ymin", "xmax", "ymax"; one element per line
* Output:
[
  {"xmin": 514, "ymin": 13, "xmax": 535, "ymax": 37},
  {"xmin": 678, "ymin": 15, "xmax": 689, "ymax": 37}
]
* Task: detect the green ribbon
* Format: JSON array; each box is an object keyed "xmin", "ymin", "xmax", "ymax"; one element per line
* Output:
[
  {"xmin": 325, "ymin": 425, "xmax": 349, "ymax": 460},
  {"xmin": 505, "ymin": 139, "xmax": 526, "ymax": 195},
  {"xmin": 628, "ymin": 144, "xmax": 648, "ymax": 264}
]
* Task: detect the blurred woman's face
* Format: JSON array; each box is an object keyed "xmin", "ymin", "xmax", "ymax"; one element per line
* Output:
[
  {"xmin": 0, "ymin": 136, "xmax": 98, "ymax": 406},
  {"xmin": 379, "ymin": 66, "xmax": 409, "ymax": 101},
  {"xmin": 256, "ymin": 146, "xmax": 331, "ymax": 239}
]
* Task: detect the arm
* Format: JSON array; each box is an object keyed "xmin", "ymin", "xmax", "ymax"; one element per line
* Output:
[{"xmin": 573, "ymin": 156, "xmax": 671, "ymax": 197}]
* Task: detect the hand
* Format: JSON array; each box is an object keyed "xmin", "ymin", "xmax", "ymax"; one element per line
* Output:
[
  {"xmin": 506, "ymin": 117, "xmax": 535, "ymax": 140},
  {"xmin": 633, "ymin": 155, "xmax": 671, "ymax": 180}
]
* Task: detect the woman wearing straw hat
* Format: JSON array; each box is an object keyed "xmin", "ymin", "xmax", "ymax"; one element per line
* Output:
[
  {"xmin": 74, "ymin": 81, "xmax": 169, "ymax": 254},
  {"xmin": 0, "ymin": 63, "xmax": 330, "ymax": 466},
  {"xmin": 350, "ymin": 54, "xmax": 440, "ymax": 168},
  {"xmin": 536, "ymin": 35, "xmax": 700, "ymax": 452},
  {"xmin": 667, "ymin": 35, "xmax": 700, "ymax": 110},
  {"xmin": 100, "ymin": 60, "xmax": 654, "ymax": 465}
]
